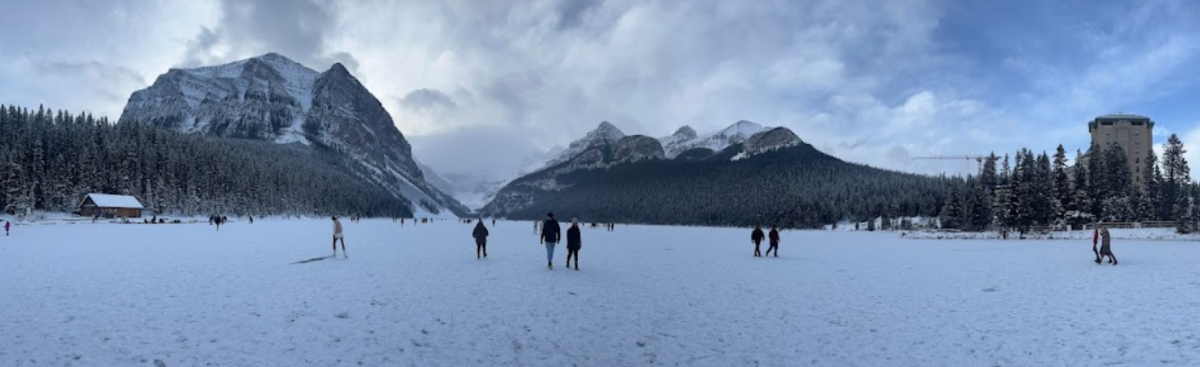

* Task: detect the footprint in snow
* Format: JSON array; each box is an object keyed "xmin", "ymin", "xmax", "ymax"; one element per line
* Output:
[{"xmin": 982, "ymin": 287, "xmax": 998, "ymax": 292}]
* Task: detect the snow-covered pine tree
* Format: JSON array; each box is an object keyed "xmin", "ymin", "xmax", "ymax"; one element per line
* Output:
[
  {"xmin": 1085, "ymin": 144, "xmax": 1106, "ymax": 219},
  {"xmin": 1177, "ymin": 185, "xmax": 1196, "ymax": 234},
  {"xmin": 1012, "ymin": 150, "xmax": 1036, "ymax": 233},
  {"xmin": 1142, "ymin": 149, "xmax": 1160, "ymax": 221},
  {"xmin": 993, "ymin": 154, "xmax": 1014, "ymax": 230},
  {"xmin": 940, "ymin": 185, "xmax": 964, "ymax": 230},
  {"xmin": 1052, "ymin": 145, "xmax": 1071, "ymax": 222},
  {"xmin": 969, "ymin": 182, "xmax": 991, "ymax": 230},
  {"xmin": 1102, "ymin": 144, "xmax": 1133, "ymax": 221},
  {"xmin": 1035, "ymin": 152, "xmax": 1055, "ymax": 225},
  {"xmin": 1163, "ymin": 134, "xmax": 1190, "ymax": 225}
]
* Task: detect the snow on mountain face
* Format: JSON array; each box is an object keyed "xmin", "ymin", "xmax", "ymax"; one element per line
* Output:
[
  {"xmin": 542, "ymin": 121, "xmax": 627, "ymax": 168},
  {"xmin": 658, "ymin": 125, "xmax": 697, "ymax": 154},
  {"xmin": 121, "ymin": 53, "xmax": 317, "ymax": 145},
  {"xmin": 120, "ymin": 53, "xmax": 467, "ymax": 216},
  {"xmin": 661, "ymin": 120, "xmax": 770, "ymax": 158}
]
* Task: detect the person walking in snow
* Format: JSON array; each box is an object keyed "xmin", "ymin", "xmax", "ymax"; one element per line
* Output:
[
  {"xmin": 766, "ymin": 225, "xmax": 780, "ymax": 257},
  {"xmin": 1099, "ymin": 225, "xmax": 1117, "ymax": 265},
  {"xmin": 473, "ymin": 219, "xmax": 489, "ymax": 259},
  {"xmin": 1092, "ymin": 226, "xmax": 1102, "ymax": 264},
  {"xmin": 751, "ymin": 224, "xmax": 765, "ymax": 257},
  {"xmin": 332, "ymin": 216, "xmax": 347, "ymax": 258},
  {"xmin": 565, "ymin": 217, "xmax": 582, "ymax": 270},
  {"xmin": 4, "ymin": 220, "xmax": 9, "ymax": 236},
  {"xmin": 540, "ymin": 212, "xmax": 561, "ymax": 269}
]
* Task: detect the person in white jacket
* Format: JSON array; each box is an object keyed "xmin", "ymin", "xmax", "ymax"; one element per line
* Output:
[{"xmin": 332, "ymin": 216, "xmax": 347, "ymax": 259}]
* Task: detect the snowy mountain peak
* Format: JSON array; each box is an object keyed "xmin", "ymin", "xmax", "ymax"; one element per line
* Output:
[
  {"xmin": 327, "ymin": 62, "xmax": 350, "ymax": 75},
  {"xmin": 119, "ymin": 52, "xmax": 469, "ymax": 217},
  {"xmin": 720, "ymin": 120, "xmax": 767, "ymax": 137},
  {"xmin": 672, "ymin": 125, "xmax": 698, "ymax": 139},
  {"xmin": 591, "ymin": 121, "xmax": 626, "ymax": 142},
  {"xmin": 540, "ymin": 121, "xmax": 627, "ymax": 170}
]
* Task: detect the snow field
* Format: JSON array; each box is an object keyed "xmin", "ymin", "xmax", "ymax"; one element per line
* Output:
[{"xmin": 1, "ymin": 219, "xmax": 1199, "ymax": 366}]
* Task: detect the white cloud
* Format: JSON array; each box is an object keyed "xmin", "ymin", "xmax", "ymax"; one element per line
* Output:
[{"xmin": 4, "ymin": 0, "xmax": 1200, "ymax": 180}]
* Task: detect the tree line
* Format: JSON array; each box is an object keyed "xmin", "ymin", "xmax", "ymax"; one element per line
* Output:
[
  {"xmin": 0, "ymin": 104, "xmax": 413, "ymax": 218},
  {"xmin": 938, "ymin": 136, "xmax": 1198, "ymax": 233}
]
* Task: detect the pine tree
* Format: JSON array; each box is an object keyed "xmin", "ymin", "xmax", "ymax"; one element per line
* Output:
[
  {"xmin": 1035, "ymin": 152, "xmax": 1055, "ymax": 225},
  {"xmin": 993, "ymin": 154, "xmax": 1013, "ymax": 230},
  {"xmin": 1102, "ymin": 145, "xmax": 1133, "ymax": 221},
  {"xmin": 1177, "ymin": 185, "xmax": 1196, "ymax": 234},
  {"xmin": 1163, "ymin": 134, "xmax": 1191, "ymax": 228},
  {"xmin": 1142, "ymin": 149, "xmax": 1160, "ymax": 221},
  {"xmin": 970, "ymin": 182, "xmax": 991, "ymax": 230},
  {"xmin": 1085, "ymin": 144, "xmax": 1105, "ymax": 219},
  {"xmin": 940, "ymin": 185, "xmax": 964, "ymax": 230},
  {"xmin": 1052, "ymin": 145, "xmax": 1071, "ymax": 222},
  {"xmin": 1011, "ymin": 150, "xmax": 1035, "ymax": 233}
]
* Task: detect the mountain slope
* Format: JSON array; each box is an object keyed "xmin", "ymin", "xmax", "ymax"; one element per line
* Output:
[
  {"xmin": 483, "ymin": 123, "xmax": 951, "ymax": 227},
  {"xmin": 119, "ymin": 53, "xmax": 467, "ymax": 217}
]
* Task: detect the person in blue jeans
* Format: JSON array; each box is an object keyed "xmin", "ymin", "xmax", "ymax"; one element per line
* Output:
[{"xmin": 540, "ymin": 212, "xmax": 561, "ymax": 269}]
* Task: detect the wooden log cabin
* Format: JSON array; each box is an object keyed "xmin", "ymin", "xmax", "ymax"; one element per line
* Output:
[{"xmin": 78, "ymin": 193, "xmax": 145, "ymax": 218}]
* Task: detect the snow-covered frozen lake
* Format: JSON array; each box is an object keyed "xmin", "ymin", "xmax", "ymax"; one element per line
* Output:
[{"xmin": 2, "ymin": 219, "xmax": 1198, "ymax": 366}]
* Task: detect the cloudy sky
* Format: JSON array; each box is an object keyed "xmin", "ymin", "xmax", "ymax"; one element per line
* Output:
[{"xmin": 3, "ymin": 0, "xmax": 1200, "ymax": 180}]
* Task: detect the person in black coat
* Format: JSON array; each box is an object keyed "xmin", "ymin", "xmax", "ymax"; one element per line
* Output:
[
  {"xmin": 565, "ymin": 217, "xmax": 582, "ymax": 270},
  {"xmin": 766, "ymin": 225, "xmax": 780, "ymax": 257},
  {"xmin": 540, "ymin": 212, "xmax": 561, "ymax": 269},
  {"xmin": 751, "ymin": 224, "xmax": 765, "ymax": 257},
  {"xmin": 473, "ymin": 219, "xmax": 489, "ymax": 259}
]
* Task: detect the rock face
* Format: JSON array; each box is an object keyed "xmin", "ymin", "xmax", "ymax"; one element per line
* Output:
[
  {"xmin": 119, "ymin": 53, "xmax": 467, "ymax": 216},
  {"xmin": 543, "ymin": 121, "xmax": 627, "ymax": 169},
  {"xmin": 612, "ymin": 135, "xmax": 665, "ymax": 164},
  {"xmin": 745, "ymin": 127, "xmax": 802, "ymax": 155},
  {"xmin": 658, "ymin": 125, "xmax": 697, "ymax": 155}
]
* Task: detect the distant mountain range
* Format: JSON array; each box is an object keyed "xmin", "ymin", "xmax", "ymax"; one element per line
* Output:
[
  {"xmin": 119, "ymin": 53, "xmax": 468, "ymax": 217},
  {"xmin": 482, "ymin": 121, "xmax": 951, "ymax": 227}
]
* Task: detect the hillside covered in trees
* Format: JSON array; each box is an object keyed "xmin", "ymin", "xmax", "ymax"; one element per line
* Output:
[
  {"xmin": 0, "ymin": 104, "xmax": 413, "ymax": 218},
  {"xmin": 484, "ymin": 140, "xmax": 954, "ymax": 228}
]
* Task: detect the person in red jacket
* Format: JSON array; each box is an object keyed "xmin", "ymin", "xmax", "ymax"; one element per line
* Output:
[
  {"xmin": 766, "ymin": 226, "xmax": 780, "ymax": 257},
  {"xmin": 1092, "ymin": 226, "xmax": 1101, "ymax": 264}
]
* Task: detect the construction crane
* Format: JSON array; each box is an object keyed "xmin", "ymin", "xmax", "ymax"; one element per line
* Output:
[{"xmin": 912, "ymin": 155, "xmax": 990, "ymax": 177}]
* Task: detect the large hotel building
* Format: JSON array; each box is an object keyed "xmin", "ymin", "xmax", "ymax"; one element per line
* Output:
[{"xmin": 1087, "ymin": 114, "xmax": 1154, "ymax": 186}]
